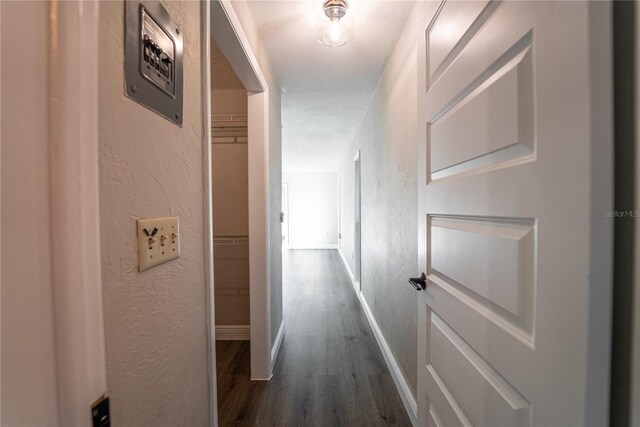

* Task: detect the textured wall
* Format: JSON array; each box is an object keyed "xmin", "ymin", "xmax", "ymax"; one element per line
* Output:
[
  {"xmin": 283, "ymin": 172, "xmax": 339, "ymax": 248},
  {"xmin": 231, "ymin": 0, "xmax": 283, "ymax": 348},
  {"xmin": 98, "ymin": 1, "xmax": 209, "ymax": 425},
  {"xmin": 0, "ymin": 2, "xmax": 60, "ymax": 424},
  {"xmin": 338, "ymin": 7, "xmax": 421, "ymax": 398}
]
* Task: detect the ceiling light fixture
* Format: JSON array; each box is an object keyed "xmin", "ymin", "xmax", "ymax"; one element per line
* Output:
[{"xmin": 319, "ymin": 0, "xmax": 353, "ymax": 47}]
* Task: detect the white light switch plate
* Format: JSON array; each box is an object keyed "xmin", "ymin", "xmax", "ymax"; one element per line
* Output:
[{"xmin": 137, "ymin": 216, "xmax": 181, "ymax": 272}]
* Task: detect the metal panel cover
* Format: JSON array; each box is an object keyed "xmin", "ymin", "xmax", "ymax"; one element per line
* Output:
[{"xmin": 125, "ymin": 1, "xmax": 183, "ymax": 126}]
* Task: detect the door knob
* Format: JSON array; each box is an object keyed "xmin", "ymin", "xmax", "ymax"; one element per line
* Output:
[{"xmin": 408, "ymin": 273, "xmax": 427, "ymax": 291}]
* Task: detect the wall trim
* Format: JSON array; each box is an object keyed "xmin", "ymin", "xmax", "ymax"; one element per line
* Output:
[
  {"xmin": 215, "ymin": 325, "xmax": 250, "ymax": 341},
  {"xmin": 270, "ymin": 321, "xmax": 285, "ymax": 370},
  {"xmin": 359, "ymin": 293, "xmax": 418, "ymax": 426},
  {"xmin": 200, "ymin": 1, "xmax": 218, "ymax": 425},
  {"xmin": 338, "ymin": 246, "xmax": 359, "ymax": 296},
  {"xmin": 338, "ymin": 246, "xmax": 354, "ymax": 281},
  {"xmin": 287, "ymin": 244, "xmax": 338, "ymax": 250}
]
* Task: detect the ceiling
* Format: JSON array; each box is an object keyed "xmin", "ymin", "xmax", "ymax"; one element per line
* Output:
[{"xmin": 245, "ymin": 1, "xmax": 416, "ymax": 172}]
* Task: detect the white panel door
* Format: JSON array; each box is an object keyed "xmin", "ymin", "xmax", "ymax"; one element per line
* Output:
[{"xmin": 416, "ymin": 1, "xmax": 613, "ymax": 426}]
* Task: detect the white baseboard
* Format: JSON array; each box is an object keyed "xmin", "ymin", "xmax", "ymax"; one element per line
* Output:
[
  {"xmin": 338, "ymin": 246, "xmax": 355, "ymax": 282},
  {"xmin": 337, "ymin": 246, "xmax": 360, "ymax": 298},
  {"xmin": 337, "ymin": 245, "xmax": 417, "ymax": 424},
  {"xmin": 270, "ymin": 321, "xmax": 285, "ymax": 370},
  {"xmin": 358, "ymin": 292, "xmax": 418, "ymax": 426},
  {"xmin": 286, "ymin": 244, "xmax": 338, "ymax": 250},
  {"xmin": 215, "ymin": 325, "xmax": 250, "ymax": 341}
]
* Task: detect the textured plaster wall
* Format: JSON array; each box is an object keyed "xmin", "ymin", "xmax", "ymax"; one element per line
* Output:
[
  {"xmin": 231, "ymin": 0, "xmax": 283, "ymax": 347},
  {"xmin": 98, "ymin": 1, "xmax": 209, "ymax": 425},
  {"xmin": 0, "ymin": 2, "xmax": 60, "ymax": 424},
  {"xmin": 338, "ymin": 5, "xmax": 422, "ymax": 398},
  {"xmin": 283, "ymin": 172, "xmax": 339, "ymax": 248}
]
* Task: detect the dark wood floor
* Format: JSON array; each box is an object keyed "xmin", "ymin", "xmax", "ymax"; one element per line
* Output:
[{"xmin": 215, "ymin": 249, "xmax": 412, "ymax": 426}]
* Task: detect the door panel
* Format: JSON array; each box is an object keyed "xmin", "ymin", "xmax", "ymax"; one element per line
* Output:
[
  {"xmin": 427, "ymin": 312, "xmax": 530, "ymax": 427},
  {"xmin": 429, "ymin": 46, "xmax": 534, "ymax": 181},
  {"xmin": 416, "ymin": 1, "xmax": 613, "ymax": 426},
  {"xmin": 427, "ymin": 0, "xmax": 491, "ymax": 85},
  {"xmin": 429, "ymin": 216, "xmax": 535, "ymax": 337}
]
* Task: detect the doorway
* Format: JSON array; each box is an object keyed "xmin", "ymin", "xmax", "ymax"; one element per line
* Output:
[
  {"xmin": 282, "ymin": 183, "xmax": 289, "ymax": 247},
  {"xmin": 210, "ymin": 36, "xmax": 250, "ymax": 343},
  {"xmin": 354, "ymin": 150, "xmax": 361, "ymax": 290},
  {"xmin": 208, "ymin": 0, "xmax": 274, "ymax": 391}
]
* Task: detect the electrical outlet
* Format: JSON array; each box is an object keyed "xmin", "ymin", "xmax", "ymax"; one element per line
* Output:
[
  {"xmin": 91, "ymin": 396, "xmax": 110, "ymax": 427},
  {"xmin": 137, "ymin": 216, "xmax": 180, "ymax": 272}
]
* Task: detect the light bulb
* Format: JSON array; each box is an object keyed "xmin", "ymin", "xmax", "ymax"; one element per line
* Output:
[
  {"xmin": 320, "ymin": 18, "xmax": 351, "ymax": 47},
  {"xmin": 328, "ymin": 20, "xmax": 344, "ymax": 43}
]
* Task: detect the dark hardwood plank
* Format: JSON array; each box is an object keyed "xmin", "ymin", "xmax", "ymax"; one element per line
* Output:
[{"xmin": 215, "ymin": 250, "xmax": 412, "ymax": 426}]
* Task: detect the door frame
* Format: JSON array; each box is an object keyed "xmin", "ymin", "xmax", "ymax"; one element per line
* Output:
[
  {"xmin": 354, "ymin": 150, "xmax": 362, "ymax": 291},
  {"xmin": 209, "ymin": 0, "xmax": 274, "ymax": 384},
  {"xmin": 282, "ymin": 183, "xmax": 290, "ymax": 247},
  {"xmin": 201, "ymin": 1, "xmax": 218, "ymax": 424}
]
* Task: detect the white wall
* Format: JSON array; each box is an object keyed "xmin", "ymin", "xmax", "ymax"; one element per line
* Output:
[
  {"xmin": 283, "ymin": 172, "xmax": 339, "ymax": 249},
  {"xmin": 98, "ymin": 1, "xmax": 209, "ymax": 425},
  {"xmin": 1, "ymin": 2, "xmax": 60, "ymax": 424},
  {"xmin": 337, "ymin": 3, "xmax": 424, "ymax": 399}
]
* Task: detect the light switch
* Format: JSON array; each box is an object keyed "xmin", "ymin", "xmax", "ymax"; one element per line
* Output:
[{"xmin": 137, "ymin": 216, "xmax": 180, "ymax": 272}]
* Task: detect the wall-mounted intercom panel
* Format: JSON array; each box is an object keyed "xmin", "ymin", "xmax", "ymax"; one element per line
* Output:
[{"xmin": 125, "ymin": 1, "xmax": 183, "ymax": 126}]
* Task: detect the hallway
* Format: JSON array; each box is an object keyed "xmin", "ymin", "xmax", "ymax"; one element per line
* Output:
[
  {"xmin": 2, "ymin": 1, "xmax": 633, "ymax": 425},
  {"xmin": 216, "ymin": 250, "xmax": 411, "ymax": 426}
]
